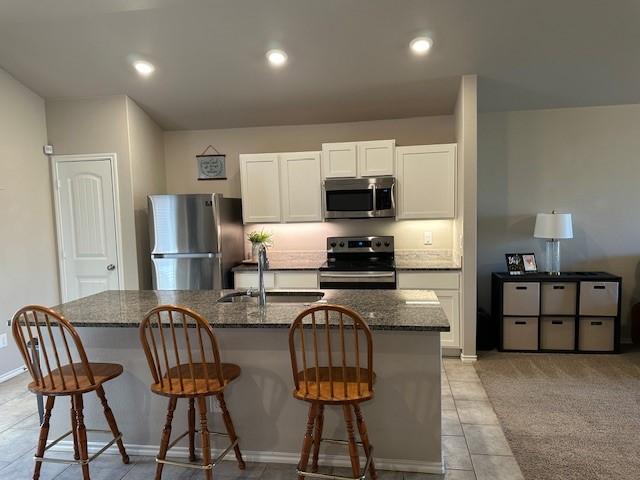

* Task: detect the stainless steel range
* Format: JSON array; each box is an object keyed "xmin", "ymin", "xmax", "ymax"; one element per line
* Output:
[{"xmin": 318, "ymin": 235, "xmax": 396, "ymax": 289}]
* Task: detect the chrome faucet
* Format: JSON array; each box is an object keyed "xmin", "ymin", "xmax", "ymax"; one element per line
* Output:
[{"xmin": 257, "ymin": 243, "xmax": 269, "ymax": 306}]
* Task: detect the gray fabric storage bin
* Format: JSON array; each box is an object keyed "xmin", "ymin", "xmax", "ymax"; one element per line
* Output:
[
  {"xmin": 540, "ymin": 316, "xmax": 575, "ymax": 350},
  {"xmin": 503, "ymin": 316, "xmax": 539, "ymax": 350},
  {"xmin": 503, "ymin": 282, "xmax": 540, "ymax": 316},
  {"xmin": 541, "ymin": 283, "xmax": 577, "ymax": 315}
]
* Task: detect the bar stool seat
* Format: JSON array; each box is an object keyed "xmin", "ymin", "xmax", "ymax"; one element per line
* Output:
[
  {"xmin": 151, "ymin": 362, "xmax": 241, "ymax": 397},
  {"xmin": 28, "ymin": 362, "xmax": 124, "ymax": 395},
  {"xmin": 294, "ymin": 367, "xmax": 375, "ymax": 404}
]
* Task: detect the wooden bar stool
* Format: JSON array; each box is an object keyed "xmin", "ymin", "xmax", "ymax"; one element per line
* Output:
[
  {"xmin": 11, "ymin": 305, "xmax": 129, "ymax": 480},
  {"xmin": 139, "ymin": 305, "xmax": 245, "ymax": 480},
  {"xmin": 289, "ymin": 304, "xmax": 377, "ymax": 480}
]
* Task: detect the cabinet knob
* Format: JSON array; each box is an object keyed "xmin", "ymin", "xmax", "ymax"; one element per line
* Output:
[{"xmin": 107, "ymin": 264, "xmax": 116, "ymax": 271}]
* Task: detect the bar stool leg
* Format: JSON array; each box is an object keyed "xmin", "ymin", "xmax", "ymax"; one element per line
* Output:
[
  {"xmin": 188, "ymin": 398, "xmax": 196, "ymax": 462},
  {"xmin": 155, "ymin": 397, "xmax": 177, "ymax": 480},
  {"xmin": 33, "ymin": 396, "xmax": 54, "ymax": 480},
  {"xmin": 297, "ymin": 403, "xmax": 319, "ymax": 480},
  {"xmin": 70, "ymin": 398, "xmax": 80, "ymax": 461},
  {"xmin": 354, "ymin": 404, "xmax": 376, "ymax": 480},
  {"xmin": 96, "ymin": 386, "xmax": 129, "ymax": 464},
  {"xmin": 197, "ymin": 397, "xmax": 213, "ymax": 480},
  {"xmin": 343, "ymin": 405, "xmax": 360, "ymax": 479},
  {"xmin": 217, "ymin": 392, "xmax": 246, "ymax": 470},
  {"xmin": 311, "ymin": 404, "xmax": 324, "ymax": 473},
  {"xmin": 74, "ymin": 394, "xmax": 90, "ymax": 480}
]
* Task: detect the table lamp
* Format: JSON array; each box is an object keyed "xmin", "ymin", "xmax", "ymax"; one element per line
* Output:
[{"xmin": 534, "ymin": 211, "xmax": 573, "ymax": 275}]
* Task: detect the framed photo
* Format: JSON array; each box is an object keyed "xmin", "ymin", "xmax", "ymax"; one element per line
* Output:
[
  {"xmin": 521, "ymin": 253, "xmax": 538, "ymax": 273},
  {"xmin": 505, "ymin": 253, "xmax": 525, "ymax": 275},
  {"xmin": 197, "ymin": 154, "xmax": 226, "ymax": 180}
]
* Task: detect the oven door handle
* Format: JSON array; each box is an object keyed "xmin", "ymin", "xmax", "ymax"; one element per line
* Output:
[{"xmin": 319, "ymin": 272, "xmax": 395, "ymax": 278}]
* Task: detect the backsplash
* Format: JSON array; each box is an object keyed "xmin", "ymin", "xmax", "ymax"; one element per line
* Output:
[{"xmin": 243, "ymin": 218, "xmax": 455, "ymax": 254}]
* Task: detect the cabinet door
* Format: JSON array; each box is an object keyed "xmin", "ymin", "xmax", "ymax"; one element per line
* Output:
[
  {"xmin": 395, "ymin": 144, "xmax": 456, "ymax": 219},
  {"xmin": 322, "ymin": 142, "xmax": 357, "ymax": 178},
  {"xmin": 239, "ymin": 154, "xmax": 281, "ymax": 223},
  {"xmin": 234, "ymin": 271, "xmax": 275, "ymax": 289},
  {"xmin": 434, "ymin": 290, "xmax": 460, "ymax": 349},
  {"xmin": 280, "ymin": 152, "xmax": 322, "ymax": 222},
  {"xmin": 274, "ymin": 271, "xmax": 319, "ymax": 289},
  {"xmin": 358, "ymin": 140, "xmax": 395, "ymax": 177}
]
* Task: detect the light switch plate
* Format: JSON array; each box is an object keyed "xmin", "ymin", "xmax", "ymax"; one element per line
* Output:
[
  {"xmin": 423, "ymin": 231, "xmax": 433, "ymax": 245},
  {"xmin": 43, "ymin": 144, "xmax": 54, "ymax": 155},
  {"xmin": 0, "ymin": 333, "xmax": 7, "ymax": 349}
]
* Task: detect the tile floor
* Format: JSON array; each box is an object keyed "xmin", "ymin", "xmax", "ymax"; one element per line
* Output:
[{"xmin": 0, "ymin": 359, "xmax": 524, "ymax": 479}]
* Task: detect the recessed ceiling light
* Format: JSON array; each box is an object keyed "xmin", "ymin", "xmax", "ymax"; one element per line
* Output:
[
  {"xmin": 133, "ymin": 60, "xmax": 155, "ymax": 76},
  {"xmin": 410, "ymin": 37, "xmax": 433, "ymax": 55},
  {"xmin": 266, "ymin": 49, "xmax": 288, "ymax": 67}
]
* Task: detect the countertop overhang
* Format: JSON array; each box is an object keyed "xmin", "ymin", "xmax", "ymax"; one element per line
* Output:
[{"xmin": 39, "ymin": 289, "xmax": 450, "ymax": 332}]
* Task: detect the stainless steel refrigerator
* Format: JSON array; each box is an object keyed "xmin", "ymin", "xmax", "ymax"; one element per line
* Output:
[{"xmin": 148, "ymin": 194, "xmax": 243, "ymax": 290}]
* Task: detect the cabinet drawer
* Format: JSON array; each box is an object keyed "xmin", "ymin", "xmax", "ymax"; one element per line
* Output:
[
  {"xmin": 503, "ymin": 317, "xmax": 539, "ymax": 351},
  {"xmin": 397, "ymin": 272, "xmax": 459, "ymax": 290},
  {"xmin": 234, "ymin": 272, "xmax": 275, "ymax": 289},
  {"xmin": 579, "ymin": 282, "xmax": 619, "ymax": 316},
  {"xmin": 578, "ymin": 317, "xmax": 615, "ymax": 352},
  {"xmin": 274, "ymin": 271, "xmax": 318, "ymax": 289},
  {"xmin": 541, "ymin": 283, "xmax": 576, "ymax": 315},
  {"xmin": 540, "ymin": 317, "xmax": 575, "ymax": 351},
  {"xmin": 503, "ymin": 282, "xmax": 540, "ymax": 316}
]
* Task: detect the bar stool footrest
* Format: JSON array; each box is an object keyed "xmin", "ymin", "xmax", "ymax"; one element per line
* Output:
[
  {"xmin": 156, "ymin": 429, "xmax": 238, "ymax": 471},
  {"xmin": 34, "ymin": 428, "xmax": 122, "ymax": 466},
  {"xmin": 297, "ymin": 440, "xmax": 374, "ymax": 480}
]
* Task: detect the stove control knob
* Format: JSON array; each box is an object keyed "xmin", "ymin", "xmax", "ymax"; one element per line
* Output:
[
  {"xmin": 375, "ymin": 241, "xmax": 382, "ymax": 247},
  {"xmin": 339, "ymin": 242, "xmax": 345, "ymax": 247},
  {"xmin": 384, "ymin": 241, "xmax": 390, "ymax": 247},
  {"xmin": 330, "ymin": 242, "xmax": 337, "ymax": 248}
]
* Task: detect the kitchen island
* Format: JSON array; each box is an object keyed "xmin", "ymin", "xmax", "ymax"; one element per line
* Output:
[{"xmin": 46, "ymin": 289, "xmax": 448, "ymax": 474}]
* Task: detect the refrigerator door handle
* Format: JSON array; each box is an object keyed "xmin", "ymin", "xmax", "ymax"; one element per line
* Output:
[{"xmin": 152, "ymin": 253, "xmax": 219, "ymax": 259}]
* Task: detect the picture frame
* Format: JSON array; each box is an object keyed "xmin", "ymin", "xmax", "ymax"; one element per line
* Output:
[
  {"xmin": 505, "ymin": 253, "xmax": 525, "ymax": 275},
  {"xmin": 521, "ymin": 253, "xmax": 538, "ymax": 273},
  {"xmin": 197, "ymin": 154, "xmax": 226, "ymax": 180}
]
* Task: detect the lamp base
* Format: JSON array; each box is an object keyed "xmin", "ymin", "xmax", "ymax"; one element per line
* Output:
[{"xmin": 545, "ymin": 239, "xmax": 561, "ymax": 275}]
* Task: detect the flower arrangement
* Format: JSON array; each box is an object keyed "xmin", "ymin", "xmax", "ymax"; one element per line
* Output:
[{"xmin": 247, "ymin": 230, "xmax": 272, "ymax": 261}]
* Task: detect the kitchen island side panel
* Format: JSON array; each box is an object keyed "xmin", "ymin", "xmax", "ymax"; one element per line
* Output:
[{"xmin": 49, "ymin": 327, "xmax": 443, "ymax": 470}]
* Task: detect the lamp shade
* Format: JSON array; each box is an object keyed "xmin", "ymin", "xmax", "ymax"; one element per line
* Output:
[{"xmin": 534, "ymin": 213, "xmax": 573, "ymax": 239}]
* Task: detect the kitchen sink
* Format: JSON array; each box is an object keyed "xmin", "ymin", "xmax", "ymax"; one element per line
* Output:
[{"xmin": 217, "ymin": 290, "xmax": 325, "ymax": 305}]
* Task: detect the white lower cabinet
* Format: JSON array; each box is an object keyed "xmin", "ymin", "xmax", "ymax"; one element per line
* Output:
[
  {"xmin": 397, "ymin": 271, "xmax": 461, "ymax": 349},
  {"xmin": 234, "ymin": 270, "xmax": 318, "ymax": 289}
]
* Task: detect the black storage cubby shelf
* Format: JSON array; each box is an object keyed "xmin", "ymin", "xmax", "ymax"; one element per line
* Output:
[{"xmin": 491, "ymin": 272, "xmax": 622, "ymax": 354}]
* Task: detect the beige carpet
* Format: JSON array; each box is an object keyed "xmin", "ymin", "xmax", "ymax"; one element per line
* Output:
[{"xmin": 474, "ymin": 350, "xmax": 640, "ymax": 480}]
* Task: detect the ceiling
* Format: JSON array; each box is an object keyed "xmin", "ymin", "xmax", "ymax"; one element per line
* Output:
[{"xmin": 0, "ymin": 0, "xmax": 639, "ymax": 130}]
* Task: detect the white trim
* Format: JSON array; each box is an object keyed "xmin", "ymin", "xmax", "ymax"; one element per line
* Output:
[
  {"xmin": 51, "ymin": 441, "xmax": 444, "ymax": 475},
  {"xmin": 50, "ymin": 153, "xmax": 125, "ymax": 301},
  {"xmin": 460, "ymin": 354, "xmax": 477, "ymax": 364},
  {"xmin": 0, "ymin": 366, "xmax": 27, "ymax": 383}
]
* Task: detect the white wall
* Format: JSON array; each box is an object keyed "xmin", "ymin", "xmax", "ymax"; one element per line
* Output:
[
  {"xmin": 126, "ymin": 98, "xmax": 166, "ymax": 289},
  {"xmin": 478, "ymin": 104, "xmax": 640, "ymax": 339},
  {"xmin": 454, "ymin": 75, "xmax": 478, "ymax": 360},
  {"xmin": 164, "ymin": 115, "xmax": 455, "ymax": 198},
  {"xmin": 46, "ymin": 95, "xmax": 140, "ymax": 289},
  {"xmin": 45, "ymin": 96, "xmax": 166, "ymax": 290},
  {"xmin": 0, "ymin": 68, "xmax": 59, "ymax": 377}
]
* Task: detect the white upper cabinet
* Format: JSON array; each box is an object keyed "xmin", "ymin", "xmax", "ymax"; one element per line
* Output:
[
  {"xmin": 395, "ymin": 144, "xmax": 457, "ymax": 219},
  {"xmin": 239, "ymin": 153, "xmax": 282, "ymax": 223},
  {"xmin": 357, "ymin": 139, "xmax": 395, "ymax": 176},
  {"xmin": 280, "ymin": 151, "xmax": 322, "ymax": 222},
  {"xmin": 322, "ymin": 139, "xmax": 394, "ymax": 178},
  {"xmin": 322, "ymin": 142, "xmax": 357, "ymax": 178}
]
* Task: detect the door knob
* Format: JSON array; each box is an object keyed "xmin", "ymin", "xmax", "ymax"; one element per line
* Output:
[{"xmin": 107, "ymin": 264, "xmax": 116, "ymax": 271}]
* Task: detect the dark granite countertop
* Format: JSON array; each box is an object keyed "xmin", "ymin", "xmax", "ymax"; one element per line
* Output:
[{"xmin": 44, "ymin": 289, "xmax": 449, "ymax": 332}]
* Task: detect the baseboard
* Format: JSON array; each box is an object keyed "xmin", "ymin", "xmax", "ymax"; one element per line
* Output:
[
  {"xmin": 460, "ymin": 354, "xmax": 478, "ymax": 364},
  {"xmin": 0, "ymin": 366, "xmax": 26, "ymax": 383},
  {"xmin": 51, "ymin": 440, "xmax": 444, "ymax": 474}
]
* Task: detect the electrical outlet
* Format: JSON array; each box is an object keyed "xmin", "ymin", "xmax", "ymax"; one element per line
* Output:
[
  {"xmin": 0, "ymin": 333, "xmax": 7, "ymax": 349},
  {"xmin": 209, "ymin": 397, "xmax": 222, "ymax": 413},
  {"xmin": 423, "ymin": 231, "xmax": 433, "ymax": 245}
]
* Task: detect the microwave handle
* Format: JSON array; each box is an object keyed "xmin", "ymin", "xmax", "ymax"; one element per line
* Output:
[
  {"xmin": 390, "ymin": 182, "xmax": 396, "ymax": 211},
  {"xmin": 371, "ymin": 182, "xmax": 377, "ymax": 214}
]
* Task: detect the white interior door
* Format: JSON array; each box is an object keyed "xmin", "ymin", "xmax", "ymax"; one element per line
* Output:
[{"xmin": 53, "ymin": 155, "xmax": 121, "ymax": 301}]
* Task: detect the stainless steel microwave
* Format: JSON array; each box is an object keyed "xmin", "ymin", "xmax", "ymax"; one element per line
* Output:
[{"xmin": 323, "ymin": 177, "xmax": 396, "ymax": 219}]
